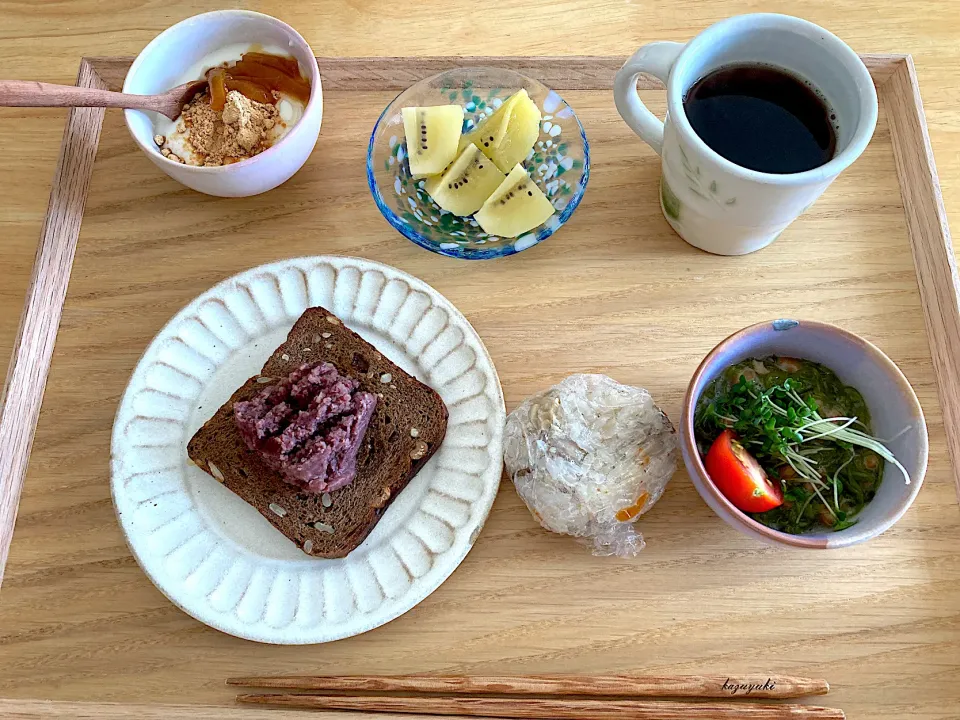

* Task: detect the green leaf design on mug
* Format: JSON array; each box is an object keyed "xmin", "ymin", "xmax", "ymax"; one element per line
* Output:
[
  {"xmin": 677, "ymin": 144, "xmax": 737, "ymax": 208},
  {"xmin": 661, "ymin": 177, "xmax": 681, "ymax": 221}
]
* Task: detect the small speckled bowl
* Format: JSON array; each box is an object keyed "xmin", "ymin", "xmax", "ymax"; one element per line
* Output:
[
  {"xmin": 367, "ymin": 66, "xmax": 590, "ymax": 260},
  {"xmin": 680, "ymin": 319, "xmax": 928, "ymax": 549}
]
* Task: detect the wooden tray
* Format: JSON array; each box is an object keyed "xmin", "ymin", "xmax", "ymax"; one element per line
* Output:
[{"xmin": 1, "ymin": 55, "xmax": 959, "ymax": 719}]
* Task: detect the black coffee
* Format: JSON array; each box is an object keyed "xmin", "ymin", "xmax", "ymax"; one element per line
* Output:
[{"xmin": 683, "ymin": 64, "xmax": 837, "ymax": 174}]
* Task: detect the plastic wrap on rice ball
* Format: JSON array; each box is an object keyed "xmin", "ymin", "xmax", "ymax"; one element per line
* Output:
[{"xmin": 503, "ymin": 374, "xmax": 678, "ymax": 557}]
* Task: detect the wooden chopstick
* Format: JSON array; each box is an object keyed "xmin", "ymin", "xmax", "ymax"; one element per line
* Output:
[
  {"xmin": 226, "ymin": 673, "xmax": 829, "ymax": 699},
  {"xmin": 236, "ymin": 694, "xmax": 845, "ymax": 719}
]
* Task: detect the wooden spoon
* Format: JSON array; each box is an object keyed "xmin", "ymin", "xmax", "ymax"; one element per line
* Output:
[{"xmin": 0, "ymin": 79, "xmax": 208, "ymax": 119}]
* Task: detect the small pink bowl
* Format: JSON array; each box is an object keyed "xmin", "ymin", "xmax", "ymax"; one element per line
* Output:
[{"xmin": 680, "ymin": 319, "xmax": 928, "ymax": 549}]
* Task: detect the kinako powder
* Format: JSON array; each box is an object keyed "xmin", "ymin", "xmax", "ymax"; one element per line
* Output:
[{"xmin": 158, "ymin": 90, "xmax": 280, "ymax": 166}]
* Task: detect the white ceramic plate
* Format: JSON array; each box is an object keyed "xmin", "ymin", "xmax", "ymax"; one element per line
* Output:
[{"xmin": 111, "ymin": 257, "xmax": 505, "ymax": 644}]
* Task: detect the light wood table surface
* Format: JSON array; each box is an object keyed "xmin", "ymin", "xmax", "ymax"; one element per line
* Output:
[{"xmin": 1, "ymin": 2, "xmax": 959, "ymax": 719}]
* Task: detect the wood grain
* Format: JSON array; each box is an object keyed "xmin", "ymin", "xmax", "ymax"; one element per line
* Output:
[
  {"xmin": 0, "ymin": 35, "xmax": 958, "ymax": 720},
  {"xmin": 226, "ymin": 673, "xmax": 829, "ymax": 699},
  {"xmin": 86, "ymin": 54, "xmax": 904, "ymax": 94},
  {"xmin": 0, "ymin": 699, "xmax": 380, "ymax": 719},
  {"xmin": 236, "ymin": 693, "xmax": 846, "ymax": 719},
  {"xmin": 0, "ymin": 59, "xmax": 106, "ymax": 586},
  {"xmin": 883, "ymin": 57, "xmax": 960, "ymax": 502}
]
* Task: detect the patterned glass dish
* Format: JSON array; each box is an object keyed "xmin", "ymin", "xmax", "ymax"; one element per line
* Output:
[{"xmin": 367, "ymin": 67, "xmax": 590, "ymax": 260}]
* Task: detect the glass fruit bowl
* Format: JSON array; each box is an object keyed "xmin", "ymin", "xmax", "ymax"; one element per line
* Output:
[{"xmin": 366, "ymin": 67, "xmax": 590, "ymax": 260}]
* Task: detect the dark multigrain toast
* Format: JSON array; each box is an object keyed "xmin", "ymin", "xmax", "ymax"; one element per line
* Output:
[{"xmin": 187, "ymin": 306, "xmax": 448, "ymax": 558}]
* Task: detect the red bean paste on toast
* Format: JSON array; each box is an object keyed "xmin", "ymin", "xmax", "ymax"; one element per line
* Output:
[{"xmin": 234, "ymin": 362, "xmax": 377, "ymax": 493}]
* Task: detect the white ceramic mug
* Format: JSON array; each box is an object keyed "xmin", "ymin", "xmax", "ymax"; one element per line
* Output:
[{"xmin": 614, "ymin": 13, "xmax": 878, "ymax": 255}]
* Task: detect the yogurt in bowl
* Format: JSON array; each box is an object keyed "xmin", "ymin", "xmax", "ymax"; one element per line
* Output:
[
  {"xmin": 124, "ymin": 10, "xmax": 323, "ymax": 197},
  {"xmin": 153, "ymin": 43, "xmax": 308, "ymax": 167}
]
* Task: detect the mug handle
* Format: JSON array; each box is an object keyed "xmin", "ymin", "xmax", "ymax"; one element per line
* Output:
[{"xmin": 613, "ymin": 41, "xmax": 685, "ymax": 155}]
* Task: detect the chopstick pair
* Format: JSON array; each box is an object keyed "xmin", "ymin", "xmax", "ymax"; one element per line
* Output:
[{"xmin": 228, "ymin": 674, "xmax": 844, "ymax": 719}]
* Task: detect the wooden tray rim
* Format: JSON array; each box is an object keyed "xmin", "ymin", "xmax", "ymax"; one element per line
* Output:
[{"xmin": 0, "ymin": 54, "xmax": 956, "ymax": 602}]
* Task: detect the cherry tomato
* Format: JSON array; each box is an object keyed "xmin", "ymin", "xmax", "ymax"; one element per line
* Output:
[{"xmin": 704, "ymin": 430, "xmax": 783, "ymax": 513}]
